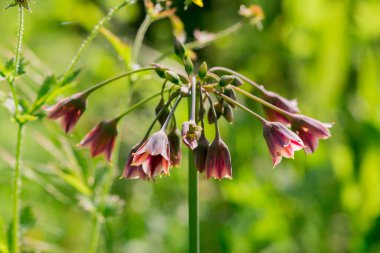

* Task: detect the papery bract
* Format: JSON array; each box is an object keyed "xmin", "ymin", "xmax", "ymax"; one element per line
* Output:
[
  {"xmin": 132, "ymin": 130, "xmax": 170, "ymax": 178},
  {"xmin": 45, "ymin": 92, "xmax": 87, "ymax": 133},
  {"xmin": 205, "ymin": 137, "xmax": 232, "ymax": 179},
  {"xmin": 263, "ymin": 121, "xmax": 304, "ymax": 166},
  {"xmin": 291, "ymin": 114, "xmax": 333, "ymax": 154},
  {"xmin": 79, "ymin": 119, "xmax": 118, "ymax": 162}
]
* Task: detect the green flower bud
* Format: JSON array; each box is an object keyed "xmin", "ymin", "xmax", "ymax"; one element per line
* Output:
[
  {"xmin": 166, "ymin": 71, "xmax": 180, "ymax": 84},
  {"xmin": 198, "ymin": 61, "xmax": 208, "ymax": 80},
  {"xmin": 232, "ymin": 76, "xmax": 243, "ymax": 86},
  {"xmin": 183, "ymin": 56, "xmax": 194, "ymax": 75},
  {"xmin": 174, "ymin": 38, "xmax": 186, "ymax": 58},
  {"xmin": 218, "ymin": 75, "xmax": 235, "ymax": 87},
  {"xmin": 223, "ymin": 104, "xmax": 234, "ymax": 123}
]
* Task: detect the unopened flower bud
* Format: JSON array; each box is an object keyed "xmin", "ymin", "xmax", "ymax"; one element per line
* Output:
[
  {"xmin": 168, "ymin": 128, "xmax": 182, "ymax": 167},
  {"xmin": 166, "ymin": 71, "xmax": 180, "ymax": 84},
  {"xmin": 198, "ymin": 62, "xmax": 208, "ymax": 80},
  {"xmin": 223, "ymin": 104, "xmax": 234, "ymax": 123},
  {"xmin": 183, "ymin": 56, "xmax": 194, "ymax": 75},
  {"xmin": 207, "ymin": 102, "xmax": 224, "ymax": 124},
  {"xmin": 223, "ymin": 87, "xmax": 237, "ymax": 109},
  {"xmin": 174, "ymin": 38, "xmax": 186, "ymax": 58},
  {"xmin": 231, "ymin": 76, "xmax": 243, "ymax": 86},
  {"xmin": 203, "ymin": 73, "xmax": 220, "ymax": 84},
  {"xmin": 193, "ymin": 133, "xmax": 209, "ymax": 173},
  {"xmin": 153, "ymin": 65, "xmax": 167, "ymax": 79},
  {"xmin": 155, "ymin": 98, "xmax": 170, "ymax": 126},
  {"xmin": 218, "ymin": 75, "xmax": 235, "ymax": 87}
]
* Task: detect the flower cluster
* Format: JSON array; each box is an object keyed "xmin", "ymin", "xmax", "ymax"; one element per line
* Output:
[{"xmin": 46, "ymin": 39, "xmax": 332, "ymax": 181}]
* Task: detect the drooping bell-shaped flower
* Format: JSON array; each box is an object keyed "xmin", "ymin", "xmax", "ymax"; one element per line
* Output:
[
  {"xmin": 45, "ymin": 92, "xmax": 87, "ymax": 133},
  {"xmin": 132, "ymin": 130, "xmax": 170, "ymax": 178},
  {"xmin": 79, "ymin": 119, "xmax": 118, "ymax": 162},
  {"xmin": 181, "ymin": 121, "xmax": 202, "ymax": 150},
  {"xmin": 205, "ymin": 137, "xmax": 232, "ymax": 179},
  {"xmin": 167, "ymin": 128, "xmax": 182, "ymax": 167},
  {"xmin": 290, "ymin": 114, "xmax": 333, "ymax": 154},
  {"xmin": 122, "ymin": 143, "xmax": 148, "ymax": 180},
  {"xmin": 263, "ymin": 121, "xmax": 304, "ymax": 166},
  {"xmin": 261, "ymin": 88, "xmax": 299, "ymax": 125},
  {"xmin": 193, "ymin": 132, "xmax": 209, "ymax": 173}
]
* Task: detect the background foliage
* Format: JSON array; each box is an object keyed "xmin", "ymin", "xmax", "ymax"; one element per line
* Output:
[{"xmin": 1, "ymin": 0, "xmax": 380, "ymax": 252}]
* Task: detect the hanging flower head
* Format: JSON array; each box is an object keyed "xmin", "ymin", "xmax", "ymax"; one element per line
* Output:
[
  {"xmin": 263, "ymin": 121, "xmax": 304, "ymax": 166},
  {"xmin": 168, "ymin": 127, "xmax": 182, "ymax": 167},
  {"xmin": 290, "ymin": 114, "xmax": 333, "ymax": 154},
  {"xmin": 79, "ymin": 119, "xmax": 118, "ymax": 162},
  {"xmin": 132, "ymin": 130, "xmax": 171, "ymax": 179},
  {"xmin": 122, "ymin": 143, "xmax": 148, "ymax": 180},
  {"xmin": 205, "ymin": 137, "xmax": 232, "ymax": 179},
  {"xmin": 181, "ymin": 120, "xmax": 202, "ymax": 150},
  {"xmin": 45, "ymin": 92, "xmax": 87, "ymax": 133}
]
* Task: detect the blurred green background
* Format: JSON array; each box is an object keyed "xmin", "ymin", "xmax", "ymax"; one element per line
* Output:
[{"xmin": 1, "ymin": 0, "xmax": 380, "ymax": 252}]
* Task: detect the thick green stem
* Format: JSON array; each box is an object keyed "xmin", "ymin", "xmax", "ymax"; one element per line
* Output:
[
  {"xmin": 188, "ymin": 97, "xmax": 199, "ymax": 253},
  {"xmin": 11, "ymin": 124, "xmax": 25, "ymax": 253},
  {"xmin": 61, "ymin": 1, "xmax": 130, "ymax": 82}
]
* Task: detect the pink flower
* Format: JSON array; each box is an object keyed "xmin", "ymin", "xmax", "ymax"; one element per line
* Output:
[
  {"xmin": 181, "ymin": 121, "xmax": 202, "ymax": 150},
  {"xmin": 193, "ymin": 133, "xmax": 209, "ymax": 173},
  {"xmin": 205, "ymin": 138, "xmax": 232, "ymax": 179},
  {"xmin": 45, "ymin": 92, "xmax": 87, "ymax": 133},
  {"xmin": 291, "ymin": 115, "xmax": 333, "ymax": 154},
  {"xmin": 132, "ymin": 130, "xmax": 170, "ymax": 179},
  {"xmin": 263, "ymin": 121, "xmax": 304, "ymax": 166},
  {"xmin": 79, "ymin": 120, "xmax": 118, "ymax": 162},
  {"xmin": 261, "ymin": 88, "xmax": 299, "ymax": 125},
  {"xmin": 122, "ymin": 143, "xmax": 148, "ymax": 180},
  {"xmin": 167, "ymin": 128, "xmax": 182, "ymax": 167}
]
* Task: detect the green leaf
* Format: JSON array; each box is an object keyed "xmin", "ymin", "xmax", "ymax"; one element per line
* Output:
[
  {"xmin": 100, "ymin": 28, "xmax": 131, "ymax": 68},
  {"xmin": 56, "ymin": 170, "xmax": 92, "ymax": 196},
  {"xmin": 59, "ymin": 69, "xmax": 81, "ymax": 87},
  {"xmin": 36, "ymin": 76, "xmax": 57, "ymax": 102}
]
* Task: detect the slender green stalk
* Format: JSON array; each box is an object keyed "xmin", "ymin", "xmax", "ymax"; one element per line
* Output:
[
  {"xmin": 188, "ymin": 96, "xmax": 199, "ymax": 253},
  {"xmin": 161, "ymin": 96, "xmax": 182, "ymax": 130},
  {"xmin": 132, "ymin": 15, "xmax": 152, "ymax": 64},
  {"xmin": 61, "ymin": 1, "xmax": 130, "ymax": 82},
  {"xmin": 154, "ymin": 20, "xmax": 247, "ymax": 63},
  {"xmin": 8, "ymin": 5, "xmax": 24, "ymax": 115},
  {"xmin": 186, "ymin": 21, "xmax": 245, "ymax": 50},
  {"xmin": 217, "ymin": 91, "xmax": 267, "ymax": 124},
  {"xmin": 89, "ymin": 214, "xmax": 102, "ymax": 253},
  {"xmin": 83, "ymin": 67, "xmax": 156, "ymax": 95},
  {"xmin": 11, "ymin": 124, "xmax": 25, "ymax": 253},
  {"xmin": 114, "ymin": 88, "xmax": 171, "ymax": 121},
  {"xmin": 231, "ymin": 86, "xmax": 293, "ymax": 119}
]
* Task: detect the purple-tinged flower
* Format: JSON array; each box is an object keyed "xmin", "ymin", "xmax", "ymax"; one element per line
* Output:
[
  {"xmin": 132, "ymin": 130, "xmax": 170, "ymax": 178},
  {"xmin": 45, "ymin": 92, "xmax": 87, "ymax": 133},
  {"xmin": 205, "ymin": 137, "xmax": 232, "ymax": 179},
  {"xmin": 79, "ymin": 120, "xmax": 118, "ymax": 162},
  {"xmin": 263, "ymin": 121, "xmax": 304, "ymax": 167},
  {"xmin": 193, "ymin": 132, "xmax": 209, "ymax": 173},
  {"xmin": 122, "ymin": 143, "xmax": 148, "ymax": 180},
  {"xmin": 290, "ymin": 114, "xmax": 333, "ymax": 154},
  {"xmin": 168, "ymin": 128, "xmax": 182, "ymax": 167},
  {"xmin": 261, "ymin": 88, "xmax": 299, "ymax": 125},
  {"xmin": 181, "ymin": 121, "xmax": 202, "ymax": 150}
]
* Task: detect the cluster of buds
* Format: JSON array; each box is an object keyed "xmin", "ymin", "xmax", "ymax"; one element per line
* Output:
[{"xmin": 45, "ymin": 38, "xmax": 332, "ymax": 181}]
